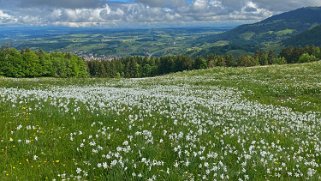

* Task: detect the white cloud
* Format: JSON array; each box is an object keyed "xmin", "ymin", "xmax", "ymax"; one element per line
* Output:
[
  {"xmin": 0, "ymin": 10, "xmax": 17, "ymax": 23},
  {"xmin": 17, "ymin": 0, "xmax": 106, "ymax": 8},
  {"xmin": 241, "ymin": 1, "xmax": 272, "ymax": 17},
  {"xmin": 136, "ymin": 0, "xmax": 187, "ymax": 8},
  {"xmin": 0, "ymin": 0, "xmax": 319, "ymax": 27}
]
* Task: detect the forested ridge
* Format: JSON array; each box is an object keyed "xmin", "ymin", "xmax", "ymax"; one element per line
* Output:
[
  {"xmin": 0, "ymin": 46, "xmax": 320, "ymax": 78},
  {"xmin": 87, "ymin": 46, "xmax": 321, "ymax": 78}
]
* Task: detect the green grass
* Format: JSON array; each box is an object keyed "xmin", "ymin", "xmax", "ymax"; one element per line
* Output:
[
  {"xmin": 0, "ymin": 62, "xmax": 320, "ymax": 180},
  {"xmin": 212, "ymin": 41, "xmax": 230, "ymax": 47},
  {"xmin": 174, "ymin": 61, "xmax": 321, "ymax": 112},
  {"xmin": 239, "ymin": 32, "xmax": 255, "ymax": 40},
  {"xmin": 275, "ymin": 29, "xmax": 295, "ymax": 37}
]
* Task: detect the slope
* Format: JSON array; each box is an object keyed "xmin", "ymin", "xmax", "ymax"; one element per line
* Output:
[
  {"xmin": 284, "ymin": 25, "xmax": 321, "ymax": 46},
  {"xmin": 195, "ymin": 7, "xmax": 321, "ymax": 55}
]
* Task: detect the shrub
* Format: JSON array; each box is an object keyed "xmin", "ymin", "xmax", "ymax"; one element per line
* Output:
[
  {"xmin": 272, "ymin": 57, "xmax": 287, "ymax": 65},
  {"xmin": 299, "ymin": 53, "xmax": 317, "ymax": 63},
  {"xmin": 238, "ymin": 55, "xmax": 259, "ymax": 67}
]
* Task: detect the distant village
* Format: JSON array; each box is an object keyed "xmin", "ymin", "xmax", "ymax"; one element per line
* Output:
[{"xmin": 76, "ymin": 51, "xmax": 119, "ymax": 61}]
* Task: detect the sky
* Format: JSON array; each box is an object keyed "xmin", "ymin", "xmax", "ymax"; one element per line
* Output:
[{"xmin": 0, "ymin": 0, "xmax": 320, "ymax": 28}]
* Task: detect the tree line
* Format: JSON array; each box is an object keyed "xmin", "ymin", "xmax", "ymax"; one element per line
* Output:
[
  {"xmin": 0, "ymin": 48, "xmax": 88, "ymax": 78},
  {"xmin": 0, "ymin": 46, "xmax": 320, "ymax": 78},
  {"xmin": 87, "ymin": 46, "xmax": 321, "ymax": 78}
]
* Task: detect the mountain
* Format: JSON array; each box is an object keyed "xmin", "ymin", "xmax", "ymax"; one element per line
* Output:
[
  {"xmin": 284, "ymin": 25, "xmax": 321, "ymax": 46},
  {"xmin": 195, "ymin": 7, "xmax": 321, "ymax": 55}
]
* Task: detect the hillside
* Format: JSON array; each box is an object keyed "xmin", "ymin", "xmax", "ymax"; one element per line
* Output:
[
  {"xmin": 196, "ymin": 7, "xmax": 321, "ymax": 55},
  {"xmin": 0, "ymin": 61, "xmax": 321, "ymax": 180},
  {"xmin": 284, "ymin": 25, "xmax": 321, "ymax": 46}
]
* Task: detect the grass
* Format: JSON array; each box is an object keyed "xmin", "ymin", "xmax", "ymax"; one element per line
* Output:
[
  {"xmin": 0, "ymin": 61, "xmax": 320, "ymax": 180},
  {"xmin": 239, "ymin": 32, "xmax": 255, "ymax": 40},
  {"xmin": 175, "ymin": 61, "xmax": 321, "ymax": 113},
  {"xmin": 275, "ymin": 29, "xmax": 295, "ymax": 37},
  {"xmin": 212, "ymin": 41, "xmax": 230, "ymax": 47}
]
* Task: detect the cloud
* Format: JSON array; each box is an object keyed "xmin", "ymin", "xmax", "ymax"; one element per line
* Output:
[
  {"xmin": 255, "ymin": 0, "xmax": 321, "ymax": 12},
  {"xmin": 0, "ymin": 10, "xmax": 17, "ymax": 24},
  {"xmin": 136, "ymin": 0, "xmax": 187, "ymax": 8},
  {"xmin": 0, "ymin": 0, "xmax": 320, "ymax": 27},
  {"xmin": 17, "ymin": 0, "xmax": 107, "ymax": 8}
]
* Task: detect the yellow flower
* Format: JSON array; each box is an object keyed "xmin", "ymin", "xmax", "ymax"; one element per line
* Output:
[{"xmin": 9, "ymin": 138, "xmax": 13, "ymax": 142}]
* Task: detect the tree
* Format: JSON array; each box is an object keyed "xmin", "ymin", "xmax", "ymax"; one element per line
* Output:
[
  {"xmin": 255, "ymin": 51, "xmax": 269, "ymax": 65},
  {"xmin": 0, "ymin": 48, "xmax": 24, "ymax": 77},
  {"xmin": 267, "ymin": 50, "xmax": 275, "ymax": 65},
  {"xmin": 193, "ymin": 57, "xmax": 208, "ymax": 69},
  {"xmin": 299, "ymin": 53, "xmax": 317, "ymax": 63},
  {"xmin": 238, "ymin": 55, "xmax": 259, "ymax": 67},
  {"xmin": 125, "ymin": 58, "xmax": 140, "ymax": 78},
  {"xmin": 272, "ymin": 57, "xmax": 286, "ymax": 64},
  {"xmin": 225, "ymin": 55, "xmax": 237, "ymax": 67}
]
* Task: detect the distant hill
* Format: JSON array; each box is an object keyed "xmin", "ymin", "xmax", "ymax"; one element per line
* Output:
[
  {"xmin": 284, "ymin": 25, "xmax": 321, "ymax": 46},
  {"xmin": 195, "ymin": 7, "xmax": 321, "ymax": 55}
]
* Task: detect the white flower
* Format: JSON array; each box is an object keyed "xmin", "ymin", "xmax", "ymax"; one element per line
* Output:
[
  {"xmin": 307, "ymin": 168, "xmax": 316, "ymax": 177},
  {"xmin": 174, "ymin": 162, "xmax": 179, "ymax": 168},
  {"xmin": 76, "ymin": 168, "xmax": 82, "ymax": 174},
  {"xmin": 123, "ymin": 141, "xmax": 129, "ymax": 146},
  {"xmin": 89, "ymin": 141, "xmax": 96, "ymax": 146},
  {"xmin": 103, "ymin": 162, "xmax": 108, "ymax": 169},
  {"xmin": 111, "ymin": 160, "xmax": 117, "ymax": 166},
  {"xmin": 16, "ymin": 125, "xmax": 23, "ymax": 130}
]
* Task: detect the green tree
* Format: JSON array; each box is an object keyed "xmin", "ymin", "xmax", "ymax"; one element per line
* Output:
[
  {"xmin": 193, "ymin": 57, "xmax": 208, "ymax": 69},
  {"xmin": 21, "ymin": 49, "xmax": 41, "ymax": 77},
  {"xmin": 238, "ymin": 55, "xmax": 259, "ymax": 67},
  {"xmin": 0, "ymin": 48, "xmax": 24, "ymax": 77},
  {"xmin": 299, "ymin": 53, "xmax": 317, "ymax": 63},
  {"xmin": 255, "ymin": 51, "xmax": 269, "ymax": 65},
  {"xmin": 272, "ymin": 57, "xmax": 287, "ymax": 64}
]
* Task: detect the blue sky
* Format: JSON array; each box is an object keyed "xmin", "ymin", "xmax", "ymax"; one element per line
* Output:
[{"xmin": 0, "ymin": 0, "xmax": 320, "ymax": 27}]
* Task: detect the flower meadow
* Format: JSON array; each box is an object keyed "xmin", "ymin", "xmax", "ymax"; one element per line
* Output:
[{"xmin": 0, "ymin": 62, "xmax": 321, "ymax": 180}]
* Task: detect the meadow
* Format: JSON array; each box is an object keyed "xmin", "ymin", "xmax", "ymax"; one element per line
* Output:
[{"xmin": 0, "ymin": 61, "xmax": 320, "ymax": 180}]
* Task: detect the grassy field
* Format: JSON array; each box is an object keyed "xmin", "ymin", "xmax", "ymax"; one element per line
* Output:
[{"xmin": 0, "ymin": 61, "xmax": 320, "ymax": 180}]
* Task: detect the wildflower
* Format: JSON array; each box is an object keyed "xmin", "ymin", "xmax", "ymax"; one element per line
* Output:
[
  {"xmin": 103, "ymin": 162, "xmax": 108, "ymax": 169},
  {"xmin": 76, "ymin": 168, "xmax": 82, "ymax": 174},
  {"xmin": 174, "ymin": 161, "xmax": 179, "ymax": 168},
  {"xmin": 17, "ymin": 125, "xmax": 22, "ymax": 130},
  {"xmin": 123, "ymin": 141, "xmax": 129, "ymax": 146},
  {"xmin": 307, "ymin": 168, "xmax": 316, "ymax": 177}
]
